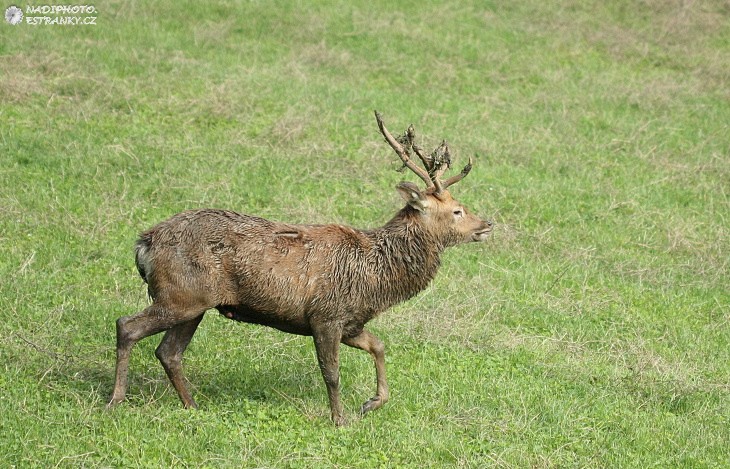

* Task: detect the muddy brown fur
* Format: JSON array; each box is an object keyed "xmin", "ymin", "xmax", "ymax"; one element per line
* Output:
[{"xmin": 108, "ymin": 112, "xmax": 492, "ymax": 426}]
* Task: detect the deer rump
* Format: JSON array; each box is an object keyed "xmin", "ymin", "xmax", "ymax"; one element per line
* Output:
[{"xmin": 134, "ymin": 208, "xmax": 415, "ymax": 340}]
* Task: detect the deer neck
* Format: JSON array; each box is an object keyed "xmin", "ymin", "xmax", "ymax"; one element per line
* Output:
[{"xmin": 367, "ymin": 207, "xmax": 445, "ymax": 300}]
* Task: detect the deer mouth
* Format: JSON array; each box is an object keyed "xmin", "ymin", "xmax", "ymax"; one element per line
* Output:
[
  {"xmin": 472, "ymin": 228, "xmax": 492, "ymax": 242},
  {"xmin": 471, "ymin": 221, "xmax": 493, "ymax": 242}
]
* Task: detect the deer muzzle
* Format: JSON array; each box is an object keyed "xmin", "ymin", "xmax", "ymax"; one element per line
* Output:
[{"xmin": 472, "ymin": 220, "xmax": 493, "ymax": 242}]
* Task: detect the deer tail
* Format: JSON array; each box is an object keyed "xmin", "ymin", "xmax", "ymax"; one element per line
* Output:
[{"xmin": 134, "ymin": 234, "xmax": 153, "ymax": 284}]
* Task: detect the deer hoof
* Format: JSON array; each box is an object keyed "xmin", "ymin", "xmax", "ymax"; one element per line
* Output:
[
  {"xmin": 106, "ymin": 397, "xmax": 124, "ymax": 409},
  {"xmin": 360, "ymin": 396, "xmax": 382, "ymax": 415},
  {"xmin": 182, "ymin": 399, "xmax": 199, "ymax": 410}
]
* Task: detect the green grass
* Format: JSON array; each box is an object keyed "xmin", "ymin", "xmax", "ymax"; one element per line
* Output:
[{"xmin": 1, "ymin": 0, "xmax": 728, "ymax": 467}]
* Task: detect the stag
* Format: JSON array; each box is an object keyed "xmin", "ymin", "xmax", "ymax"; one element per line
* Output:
[{"xmin": 108, "ymin": 111, "xmax": 492, "ymax": 425}]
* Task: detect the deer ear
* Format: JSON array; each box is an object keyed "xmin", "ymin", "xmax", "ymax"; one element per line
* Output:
[{"xmin": 396, "ymin": 182, "xmax": 430, "ymax": 212}]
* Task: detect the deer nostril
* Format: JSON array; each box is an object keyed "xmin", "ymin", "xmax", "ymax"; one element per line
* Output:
[{"xmin": 486, "ymin": 220, "xmax": 494, "ymax": 227}]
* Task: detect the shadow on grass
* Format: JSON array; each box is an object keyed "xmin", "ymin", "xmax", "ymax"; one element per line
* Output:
[{"xmin": 16, "ymin": 332, "xmax": 321, "ymax": 416}]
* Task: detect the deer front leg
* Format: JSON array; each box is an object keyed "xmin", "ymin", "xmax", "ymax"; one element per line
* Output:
[
  {"xmin": 312, "ymin": 327, "xmax": 346, "ymax": 426},
  {"xmin": 342, "ymin": 330, "xmax": 389, "ymax": 415}
]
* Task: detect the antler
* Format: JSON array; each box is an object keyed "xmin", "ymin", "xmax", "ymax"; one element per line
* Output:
[
  {"xmin": 375, "ymin": 111, "xmax": 434, "ymax": 189},
  {"xmin": 441, "ymin": 156, "xmax": 473, "ymax": 190},
  {"xmin": 374, "ymin": 111, "xmax": 472, "ymax": 194}
]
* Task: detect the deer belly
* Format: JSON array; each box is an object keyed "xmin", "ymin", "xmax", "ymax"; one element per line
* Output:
[{"xmin": 216, "ymin": 305, "xmax": 312, "ymax": 336}]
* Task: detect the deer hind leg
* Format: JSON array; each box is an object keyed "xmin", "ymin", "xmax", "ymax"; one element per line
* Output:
[
  {"xmin": 342, "ymin": 329, "xmax": 389, "ymax": 415},
  {"xmin": 108, "ymin": 303, "xmax": 205, "ymax": 407},
  {"xmin": 155, "ymin": 314, "xmax": 205, "ymax": 408}
]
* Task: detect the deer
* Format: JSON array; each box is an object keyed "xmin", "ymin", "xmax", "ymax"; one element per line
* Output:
[{"xmin": 108, "ymin": 111, "xmax": 492, "ymax": 426}]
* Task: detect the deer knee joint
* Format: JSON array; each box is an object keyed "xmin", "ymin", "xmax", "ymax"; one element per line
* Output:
[
  {"xmin": 371, "ymin": 339, "xmax": 385, "ymax": 357},
  {"xmin": 320, "ymin": 367, "xmax": 339, "ymax": 388}
]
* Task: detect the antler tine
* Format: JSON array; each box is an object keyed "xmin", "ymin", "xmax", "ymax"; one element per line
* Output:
[
  {"xmin": 441, "ymin": 156, "xmax": 473, "ymax": 190},
  {"xmin": 407, "ymin": 125, "xmax": 434, "ymax": 172},
  {"xmin": 431, "ymin": 141, "xmax": 450, "ymax": 177},
  {"xmin": 429, "ymin": 140, "xmax": 451, "ymax": 194},
  {"xmin": 375, "ymin": 111, "xmax": 434, "ymax": 189},
  {"xmin": 412, "ymin": 143, "xmax": 433, "ymax": 171}
]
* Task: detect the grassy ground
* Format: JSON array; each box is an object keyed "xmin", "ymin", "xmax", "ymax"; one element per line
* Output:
[{"xmin": 1, "ymin": 0, "xmax": 728, "ymax": 467}]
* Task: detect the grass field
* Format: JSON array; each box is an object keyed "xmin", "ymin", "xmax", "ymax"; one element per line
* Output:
[{"xmin": 1, "ymin": 0, "xmax": 729, "ymax": 467}]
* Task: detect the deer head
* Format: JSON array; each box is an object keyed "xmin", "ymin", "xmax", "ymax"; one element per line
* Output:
[{"xmin": 375, "ymin": 111, "xmax": 492, "ymax": 246}]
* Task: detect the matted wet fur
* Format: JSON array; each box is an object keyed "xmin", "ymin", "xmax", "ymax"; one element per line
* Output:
[{"xmin": 108, "ymin": 112, "xmax": 492, "ymax": 426}]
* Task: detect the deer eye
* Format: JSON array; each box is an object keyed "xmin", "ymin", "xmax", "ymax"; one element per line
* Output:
[{"xmin": 453, "ymin": 208, "xmax": 463, "ymax": 217}]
